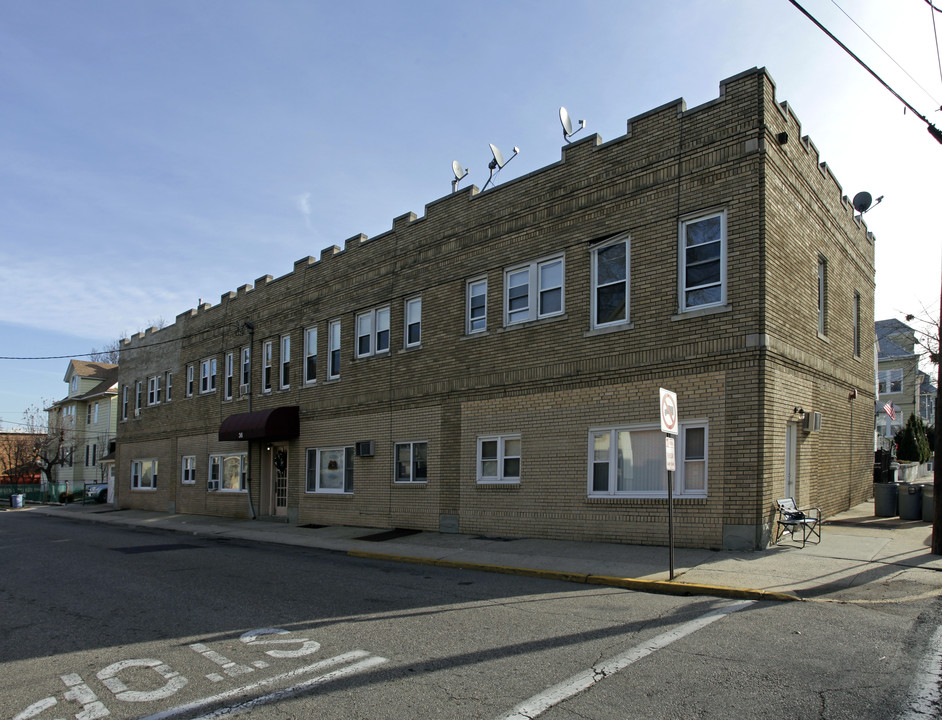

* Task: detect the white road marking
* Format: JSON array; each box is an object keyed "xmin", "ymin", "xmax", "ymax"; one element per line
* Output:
[
  {"xmin": 135, "ymin": 650, "xmax": 385, "ymax": 720},
  {"xmin": 495, "ymin": 600, "xmax": 755, "ymax": 720},
  {"xmin": 189, "ymin": 643, "xmax": 255, "ymax": 678},
  {"xmin": 188, "ymin": 655, "xmax": 389, "ymax": 719},
  {"xmin": 898, "ymin": 623, "xmax": 942, "ymax": 719},
  {"xmin": 97, "ymin": 659, "xmax": 187, "ymax": 703}
]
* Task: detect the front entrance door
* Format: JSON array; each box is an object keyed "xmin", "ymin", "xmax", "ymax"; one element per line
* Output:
[
  {"xmin": 272, "ymin": 447, "xmax": 288, "ymax": 517},
  {"xmin": 784, "ymin": 422, "xmax": 797, "ymax": 500}
]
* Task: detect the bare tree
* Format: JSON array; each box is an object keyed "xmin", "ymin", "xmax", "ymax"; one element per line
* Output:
[
  {"xmin": 88, "ymin": 338, "xmax": 124, "ymax": 364},
  {"xmin": 21, "ymin": 403, "xmax": 72, "ymax": 495},
  {"xmin": 0, "ymin": 432, "xmax": 41, "ymax": 493}
]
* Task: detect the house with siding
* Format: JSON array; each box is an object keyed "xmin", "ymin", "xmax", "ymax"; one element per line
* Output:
[
  {"xmin": 47, "ymin": 360, "xmax": 119, "ymax": 499},
  {"xmin": 114, "ymin": 68, "xmax": 876, "ymax": 550},
  {"xmin": 875, "ymin": 318, "xmax": 921, "ymax": 438}
]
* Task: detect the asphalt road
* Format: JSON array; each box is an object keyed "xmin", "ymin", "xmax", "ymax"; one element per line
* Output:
[{"xmin": 2, "ymin": 511, "xmax": 941, "ymax": 719}]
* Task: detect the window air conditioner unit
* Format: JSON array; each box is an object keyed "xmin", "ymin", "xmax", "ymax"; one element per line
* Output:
[
  {"xmin": 239, "ymin": 384, "xmax": 249, "ymax": 397},
  {"xmin": 803, "ymin": 411, "xmax": 822, "ymax": 432},
  {"xmin": 134, "ymin": 408, "xmax": 141, "ymax": 418},
  {"xmin": 355, "ymin": 440, "xmax": 374, "ymax": 457},
  {"xmin": 208, "ymin": 480, "xmax": 219, "ymax": 491}
]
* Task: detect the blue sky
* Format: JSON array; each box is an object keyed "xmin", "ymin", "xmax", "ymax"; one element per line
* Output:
[{"xmin": 1, "ymin": 0, "xmax": 940, "ymax": 428}]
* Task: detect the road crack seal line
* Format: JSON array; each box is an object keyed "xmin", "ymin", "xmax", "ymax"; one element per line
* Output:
[{"xmin": 494, "ymin": 600, "xmax": 754, "ymax": 720}]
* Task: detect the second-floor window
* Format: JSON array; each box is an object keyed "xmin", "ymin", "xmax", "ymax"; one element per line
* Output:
[
  {"xmin": 241, "ymin": 347, "xmax": 251, "ymax": 392},
  {"xmin": 147, "ymin": 376, "xmax": 161, "ymax": 406},
  {"xmin": 680, "ymin": 211, "xmax": 726, "ymax": 311},
  {"xmin": 280, "ymin": 335, "xmax": 291, "ymax": 389},
  {"xmin": 817, "ymin": 255, "xmax": 828, "ymax": 337},
  {"xmin": 592, "ymin": 235, "xmax": 629, "ymax": 328},
  {"xmin": 466, "ymin": 278, "xmax": 487, "ymax": 334},
  {"xmin": 405, "ymin": 298, "xmax": 422, "ymax": 347},
  {"xmin": 304, "ymin": 327, "xmax": 317, "ymax": 383},
  {"xmin": 356, "ymin": 307, "xmax": 390, "ymax": 358},
  {"xmin": 186, "ymin": 365, "xmax": 194, "ymax": 397},
  {"xmin": 853, "ymin": 291, "xmax": 861, "ymax": 358},
  {"xmin": 879, "ymin": 368, "xmax": 903, "ymax": 395},
  {"xmin": 263, "ymin": 340, "xmax": 273, "ymax": 392},
  {"xmin": 121, "ymin": 387, "xmax": 128, "ymax": 421},
  {"xmin": 225, "ymin": 352, "xmax": 234, "ymax": 399},
  {"xmin": 165, "ymin": 371, "xmax": 172, "ymax": 402},
  {"xmin": 200, "ymin": 358, "xmax": 217, "ymax": 394},
  {"xmin": 505, "ymin": 256, "xmax": 564, "ymax": 325},
  {"xmin": 328, "ymin": 321, "xmax": 341, "ymax": 379}
]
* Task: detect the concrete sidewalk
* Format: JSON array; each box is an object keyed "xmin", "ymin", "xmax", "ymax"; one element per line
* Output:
[{"xmin": 13, "ymin": 499, "xmax": 942, "ymax": 604}]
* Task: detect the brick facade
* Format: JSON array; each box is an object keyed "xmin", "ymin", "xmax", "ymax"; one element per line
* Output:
[{"xmin": 115, "ymin": 68, "xmax": 876, "ymax": 549}]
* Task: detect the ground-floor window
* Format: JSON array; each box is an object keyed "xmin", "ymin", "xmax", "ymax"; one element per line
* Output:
[
  {"xmin": 588, "ymin": 423, "xmax": 708, "ymax": 498},
  {"xmin": 209, "ymin": 453, "xmax": 246, "ymax": 492},
  {"xmin": 395, "ymin": 441, "xmax": 428, "ymax": 483},
  {"xmin": 182, "ymin": 456, "xmax": 196, "ymax": 484},
  {"xmin": 131, "ymin": 459, "xmax": 158, "ymax": 490},
  {"xmin": 306, "ymin": 447, "xmax": 354, "ymax": 494},
  {"xmin": 477, "ymin": 434, "xmax": 521, "ymax": 484}
]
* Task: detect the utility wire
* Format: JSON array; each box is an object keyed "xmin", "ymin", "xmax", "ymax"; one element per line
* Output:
[
  {"xmin": 929, "ymin": 0, "xmax": 942, "ymax": 91},
  {"xmin": 788, "ymin": 0, "xmax": 942, "ymax": 144},
  {"xmin": 829, "ymin": 0, "xmax": 942, "ymax": 109}
]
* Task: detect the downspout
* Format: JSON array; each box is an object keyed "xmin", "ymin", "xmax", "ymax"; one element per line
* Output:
[{"xmin": 245, "ymin": 322, "xmax": 257, "ymax": 520}]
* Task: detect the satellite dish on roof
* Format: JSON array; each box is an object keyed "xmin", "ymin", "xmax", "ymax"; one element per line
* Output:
[
  {"xmin": 852, "ymin": 191, "xmax": 884, "ymax": 215},
  {"xmin": 559, "ymin": 106, "xmax": 586, "ymax": 143},
  {"xmin": 451, "ymin": 160, "xmax": 469, "ymax": 193},
  {"xmin": 483, "ymin": 143, "xmax": 519, "ymax": 190},
  {"xmin": 852, "ymin": 191, "xmax": 872, "ymax": 214}
]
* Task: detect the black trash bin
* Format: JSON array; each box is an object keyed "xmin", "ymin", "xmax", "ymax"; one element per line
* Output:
[
  {"xmin": 873, "ymin": 482, "xmax": 898, "ymax": 517},
  {"xmin": 922, "ymin": 484, "xmax": 935, "ymax": 523},
  {"xmin": 898, "ymin": 482, "xmax": 923, "ymax": 521}
]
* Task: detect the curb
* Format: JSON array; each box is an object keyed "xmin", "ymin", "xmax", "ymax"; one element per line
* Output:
[{"xmin": 346, "ymin": 550, "xmax": 801, "ymax": 603}]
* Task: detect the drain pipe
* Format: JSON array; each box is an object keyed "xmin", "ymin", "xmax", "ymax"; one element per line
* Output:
[{"xmin": 244, "ymin": 322, "xmax": 257, "ymax": 520}]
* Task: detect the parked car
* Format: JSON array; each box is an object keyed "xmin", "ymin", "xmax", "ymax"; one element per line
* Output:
[{"xmin": 84, "ymin": 482, "xmax": 108, "ymax": 503}]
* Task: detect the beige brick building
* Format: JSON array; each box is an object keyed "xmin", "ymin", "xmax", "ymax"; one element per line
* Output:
[{"xmin": 115, "ymin": 68, "xmax": 876, "ymax": 550}]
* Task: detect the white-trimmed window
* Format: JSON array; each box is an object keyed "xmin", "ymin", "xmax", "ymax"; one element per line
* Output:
[
  {"xmin": 356, "ymin": 307, "xmax": 390, "ymax": 358},
  {"xmin": 505, "ymin": 255, "xmax": 564, "ymax": 325},
  {"xmin": 262, "ymin": 340, "xmax": 273, "ymax": 392},
  {"xmin": 85, "ymin": 443, "xmax": 97, "ymax": 467},
  {"xmin": 240, "ymin": 347, "xmax": 251, "ymax": 392},
  {"xmin": 186, "ymin": 365, "xmax": 194, "ymax": 397},
  {"xmin": 328, "ymin": 320, "xmax": 341, "ymax": 379},
  {"xmin": 879, "ymin": 368, "xmax": 903, "ymax": 394},
  {"xmin": 224, "ymin": 352, "xmax": 234, "ymax": 399},
  {"xmin": 477, "ymin": 434, "xmax": 521, "ymax": 483},
  {"xmin": 395, "ymin": 442, "xmax": 428, "ymax": 483},
  {"xmin": 588, "ymin": 423, "xmax": 708, "ymax": 498},
  {"xmin": 182, "ymin": 456, "xmax": 196, "ymax": 484},
  {"xmin": 87, "ymin": 402, "xmax": 99, "ymax": 425},
  {"xmin": 121, "ymin": 386, "xmax": 128, "ymax": 421},
  {"xmin": 147, "ymin": 376, "xmax": 161, "ymax": 406},
  {"xmin": 306, "ymin": 447, "xmax": 354, "ymax": 494},
  {"xmin": 467, "ymin": 277, "xmax": 487, "ymax": 334},
  {"xmin": 280, "ymin": 335, "xmax": 291, "ymax": 389},
  {"xmin": 817, "ymin": 255, "xmax": 828, "ymax": 337},
  {"xmin": 304, "ymin": 327, "xmax": 318, "ymax": 384},
  {"xmin": 405, "ymin": 298, "xmax": 422, "ymax": 347},
  {"xmin": 680, "ymin": 211, "xmax": 726, "ymax": 311},
  {"xmin": 165, "ymin": 371, "xmax": 172, "ymax": 402},
  {"xmin": 209, "ymin": 453, "xmax": 247, "ymax": 492},
  {"xmin": 200, "ymin": 358, "xmax": 217, "ymax": 394},
  {"xmin": 592, "ymin": 235, "xmax": 629, "ymax": 328},
  {"xmin": 131, "ymin": 459, "xmax": 158, "ymax": 490},
  {"xmin": 135, "ymin": 381, "xmax": 143, "ymax": 415}
]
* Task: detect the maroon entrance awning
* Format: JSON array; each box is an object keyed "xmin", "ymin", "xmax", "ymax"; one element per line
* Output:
[{"xmin": 218, "ymin": 406, "xmax": 300, "ymax": 442}]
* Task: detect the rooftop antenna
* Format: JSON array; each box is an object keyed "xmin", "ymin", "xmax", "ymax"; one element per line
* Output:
[
  {"xmin": 852, "ymin": 191, "xmax": 884, "ymax": 215},
  {"xmin": 559, "ymin": 106, "xmax": 586, "ymax": 143},
  {"xmin": 482, "ymin": 143, "xmax": 519, "ymax": 190},
  {"xmin": 451, "ymin": 160, "xmax": 469, "ymax": 193}
]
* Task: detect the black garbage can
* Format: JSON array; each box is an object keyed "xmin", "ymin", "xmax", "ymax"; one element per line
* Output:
[
  {"xmin": 923, "ymin": 484, "xmax": 935, "ymax": 523},
  {"xmin": 898, "ymin": 482, "xmax": 923, "ymax": 521},
  {"xmin": 874, "ymin": 482, "xmax": 898, "ymax": 517}
]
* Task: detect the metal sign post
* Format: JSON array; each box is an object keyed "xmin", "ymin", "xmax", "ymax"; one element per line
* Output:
[{"xmin": 660, "ymin": 389, "xmax": 679, "ymax": 580}]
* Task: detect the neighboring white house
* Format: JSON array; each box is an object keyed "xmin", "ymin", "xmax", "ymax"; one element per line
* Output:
[{"xmin": 47, "ymin": 360, "xmax": 119, "ymax": 500}]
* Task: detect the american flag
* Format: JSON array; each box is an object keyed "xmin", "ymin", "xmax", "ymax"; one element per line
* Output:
[{"xmin": 883, "ymin": 402, "xmax": 896, "ymax": 420}]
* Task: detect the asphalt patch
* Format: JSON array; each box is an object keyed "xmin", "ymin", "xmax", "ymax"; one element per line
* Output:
[{"xmin": 355, "ymin": 528, "xmax": 422, "ymax": 542}]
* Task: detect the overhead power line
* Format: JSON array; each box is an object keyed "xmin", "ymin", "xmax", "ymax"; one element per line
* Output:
[{"xmin": 788, "ymin": 0, "xmax": 942, "ymax": 144}]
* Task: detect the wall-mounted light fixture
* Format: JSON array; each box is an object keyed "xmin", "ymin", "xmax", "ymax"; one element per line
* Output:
[{"xmin": 793, "ymin": 407, "xmax": 806, "ymax": 420}]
